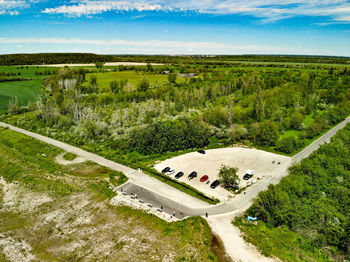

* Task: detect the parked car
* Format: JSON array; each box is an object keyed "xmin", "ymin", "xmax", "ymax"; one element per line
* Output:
[
  {"xmin": 243, "ymin": 174, "xmax": 253, "ymax": 180},
  {"xmin": 165, "ymin": 168, "xmax": 175, "ymax": 175},
  {"xmin": 200, "ymin": 175, "xmax": 209, "ymax": 182},
  {"xmin": 162, "ymin": 167, "xmax": 170, "ymax": 173},
  {"xmin": 175, "ymin": 172, "xmax": 184, "ymax": 179},
  {"xmin": 197, "ymin": 150, "xmax": 206, "ymax": 154},
  {"xmin": 210, "ymin": 180, "xmax": 220, "ymax": 189},
  {"xmin": 188, "ymin": 171, "xmax": 197, "ymax": 180}
]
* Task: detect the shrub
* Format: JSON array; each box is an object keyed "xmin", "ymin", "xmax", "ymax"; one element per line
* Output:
[{"xmin": 276, "ymin": 135, "xmax": 299, "ymax": 154}]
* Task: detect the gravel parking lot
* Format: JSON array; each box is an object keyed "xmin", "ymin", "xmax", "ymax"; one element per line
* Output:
[{"xmin": 154, "ymin": 147, "xmax": 291, "ymax": 201}]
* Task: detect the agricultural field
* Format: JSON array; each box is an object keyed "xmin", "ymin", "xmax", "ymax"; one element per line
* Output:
[
  {"xmin": 85, "ymin": 70, "xmax": 186, "ymax": 91},
  {"xmin": 0, "ymin": 127, "xmax": 225, "ymax": 261},
  {"xmin": 0, "ymin": 66, "xmax": 59, "ymax": 112},
  {"xmin": 0, "ymin": 80, "xmax": 42, "ymax": 112}
]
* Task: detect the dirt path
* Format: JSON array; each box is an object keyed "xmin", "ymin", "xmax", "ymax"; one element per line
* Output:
[{"xmin": 207, "ymin": 213, "xmax": 276, "ymax": 262}]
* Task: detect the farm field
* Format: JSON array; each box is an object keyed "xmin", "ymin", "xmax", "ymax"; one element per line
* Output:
[
  {"xmin": 85, "ymin": 70, "xmax": 186, "ymax": 90},
  {"xmin": 0, "ymin": 80, "xmax": 42, "ymax": 112},
  {"xmin": 0, "ymin": 127, "xmax": 225, "ymax": 261}
]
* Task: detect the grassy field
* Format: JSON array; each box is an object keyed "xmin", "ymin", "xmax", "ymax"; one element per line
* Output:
[
  {"xmin": 0, "ymin": 65, "xmax": 58, "ymax": 79},
  {"xmin": 0, "ymin": 80, "xmax": 42, "ymax": 112},
  {"xmin": 0, "ymin": 127, "xmax": 226, "ymax": 261},
  {"xmin": 86, "ymin": 70, "xmax": 186, "ymax": 91}
]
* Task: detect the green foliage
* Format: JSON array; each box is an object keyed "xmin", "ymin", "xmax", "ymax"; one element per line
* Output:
[
  {"xmin": 168, "ymin": 73, "xmax": 177, "ymax": 84},
  {"xmin": 137, "ymin": 77, "xmax": 150, "ymax": 92},
  {"xmin": 247, "ymin": 124, "xmax": 350, "ymax": 260},
  {"xmin": 130, "ymin": 117, "xmax": 211, "ymax": 154},
  {"xmin": 234, "ymin": 217, "xmax": 331, "ymax": 262},
  {"xmin": 218, "ymin": 165, "xmax": 240, "ymax": 189},
  {"xmin": 255, "ymin": 120, "xmax": 279, "ymax": 146},
  {"xmin": 276, "ymin": 135, "xmax": 300, "ymax": 154},
  {"xmin": 62, "ymin": 152, "xmax": 77, "ymax": 161}
]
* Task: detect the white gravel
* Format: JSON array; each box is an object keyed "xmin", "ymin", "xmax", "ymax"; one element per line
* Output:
[{"xmin": 154, "ymin": 147, "xmax": 291, "ymax": 201}]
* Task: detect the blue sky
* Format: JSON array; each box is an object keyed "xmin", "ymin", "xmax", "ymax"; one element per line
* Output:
[{"xmin": 0, "ymin": 0, "xmax": 350, "ymax": 56}]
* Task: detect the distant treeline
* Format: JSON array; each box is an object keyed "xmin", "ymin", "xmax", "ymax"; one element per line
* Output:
[{"xmin": 1, "ymin": 53, "xmax": 350, "ymax": 66}]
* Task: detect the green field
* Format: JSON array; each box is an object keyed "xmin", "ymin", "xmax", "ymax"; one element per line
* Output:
[
  {"xmin": 86, "ymin": 70, "xmax": 185, "ymax": 90},
  {"xmin": 0, "ymin": 80, "xmax": 42, "ymax": 112},
  {"xmin": 0, "ymin": 65, "xmax": 58, "ymax": 79}
]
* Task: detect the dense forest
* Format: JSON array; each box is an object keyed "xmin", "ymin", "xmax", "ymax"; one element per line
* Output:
[
  {"xmin": 243, "ymin": 123, "xmax": 350, "ymax": 261},
  {"xmin": 1, "ymin": 53, "xmax": 349, "ymax": 66}
]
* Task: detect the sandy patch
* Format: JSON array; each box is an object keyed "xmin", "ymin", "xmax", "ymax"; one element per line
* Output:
[
  {"xmin": 154, "ymin": 147, "xmax": 291, "ymax": 201},
  {"xmin": 55, "ymin": 153, "xmax": 86, "ymax": 166},
  {"xmin": 0, "ymin": 177, "xmax": 53, "ymax": 213},
  {"xmin": 0, "ymin": 234, "xmax": 36, "ymax": 262},
  {"xmin": 110, "ymin": 192, "xmax": 179, "ymax": 223},
  {"xmin": 34, "ymin": 62, "xmax": 163, "ymax": 67}
]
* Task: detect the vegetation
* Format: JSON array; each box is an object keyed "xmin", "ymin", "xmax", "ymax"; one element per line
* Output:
[
  {"xmin": 0, "ymin": 127, "xmax": 225, "ymax": 261},
  {"xmin": 218, "ymin": 165, "xmax": 240, "ymax": 190},
  {"xmin": 237, "ymin": 123, "xmax": 350, "ymax": 261},
  {"xmin": 2, "ymin": 53, "xmax": 350, "ymax": 66},
  {"xmin": 62, "ymin": 152, "xmax": 77, "ymax": 161}
]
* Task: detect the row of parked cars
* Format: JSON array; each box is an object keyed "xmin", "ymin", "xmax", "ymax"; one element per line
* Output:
[{"xmin": 161, "ymin": 167, "xmax": 220, "ymax": 189}]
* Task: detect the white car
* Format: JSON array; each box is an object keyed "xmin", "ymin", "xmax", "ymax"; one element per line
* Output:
[{"xmin": 165, "ymin": 168, "xmax": 175, "ymax": 175}]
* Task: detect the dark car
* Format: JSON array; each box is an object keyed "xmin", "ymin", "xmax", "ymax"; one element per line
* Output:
[
  {"xmin": 175, "ymin": 172, "xmax": 184, "ymax": 179},
  {"xmin": 243, "ymin": 174, "xmax": 253, "ymax": 180},
  {"xmin": 188, "ymin": 171, "xmax": 197, "ymax": 180},
  {"xmin": 197, "ymin": 150, "xmax": 206, "ymax": 154},
  {"xmin": 210, "ymin": 180, "xmax": 220, "ymax": 189},
  {"xmin": 162, "ymin": 167, "xmax": 170, "ymax": 173},
  {"xmin": 200, "ymin": 175, "xmax": 209, "ymax": 182}
]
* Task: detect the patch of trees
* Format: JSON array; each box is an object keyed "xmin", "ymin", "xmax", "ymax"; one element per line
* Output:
[
  {"xmin": 129, "ymin": 118, "xmax": 211, "ymax": 154},
  {"xmin": 248, "ymin": 124, "xmax": 350, "ymax": 258}
]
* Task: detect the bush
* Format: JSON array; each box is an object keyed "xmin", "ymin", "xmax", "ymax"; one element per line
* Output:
[
  {"xmin": 276, "ymin": 135, "xmax": 299, "ymax": 154},
  {"xmin": 255, "ymin": 120, "xmax": 279, "ymax": 146},
  {"xmin": 218, "ymin": 165, "xmax": 240, "ymax": 189},
  {"xmin": 129, "ymin": 118, "xmax": 211, "ymax": 154}
]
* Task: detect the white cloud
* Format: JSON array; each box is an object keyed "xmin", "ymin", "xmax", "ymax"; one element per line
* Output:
[
  {"xmin": 0, "ymin": 37, "xmax": 303, "ymax": 54},
  {"xmin": 42, "ymin": 1, "xmax": 169, "ymax": 16},
  {"xmin": 0, "ymin": 0, "xmax": 37, "ymax": 15},
  {"xmin": 41, "ymin": 0, "xmax": 350, "ymax": 23}
]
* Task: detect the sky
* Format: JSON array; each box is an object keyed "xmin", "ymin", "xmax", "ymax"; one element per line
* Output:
[{"xmin": 0, "ymin": 0, "xmax": 350, "ymax": 56}]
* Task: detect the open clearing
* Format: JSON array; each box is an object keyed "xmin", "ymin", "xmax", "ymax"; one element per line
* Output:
[{"xmin": 154, "ymin": 147, "xmax": 291, "ymax": 201}]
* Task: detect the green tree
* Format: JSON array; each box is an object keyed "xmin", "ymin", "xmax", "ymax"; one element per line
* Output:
[
  {"xmin": 276, "ymin": 135, "xmax": 300, "ymax": 154},
  {"xmin": 256, "ymin": 120, "xmax": 279, "ymax": 146},
  {"xmin": 137, "ymin": 77, "xmax": 150, "ymax": 92},
  {"xmin": 255, "ymin": 86, "xmax": 265, "ymax": 122},
  {"xmin": 218, "ymin": 165, "xmax": 240, "ymax": 189},
  {"xmin": 168, "ymin": 73, "xmax": 177, "ymax": 84},
  {"xmin": 95, "ymin": 62, "xmax": 105, "ymax": 72}
]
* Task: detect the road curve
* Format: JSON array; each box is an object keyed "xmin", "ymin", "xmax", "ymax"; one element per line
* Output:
[{"xmin": 1, "ymin": 115, "xmax": 350, "ymax": 217}]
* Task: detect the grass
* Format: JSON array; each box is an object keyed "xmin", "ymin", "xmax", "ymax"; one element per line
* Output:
[
  {"xmin": 0, "ymin": 65, "xmax": 59, "ymax": 79},
  {"xmin": 0, "ymin": 127, "xmax": 127, "ymax": 198},
  {"xmin": 233, "ymin": 217, "xmax": 331, "ymax": 262},
  {"xmin": 0, "ymin": 80, "xmax": 42, "ymax": 112},
  {"xmin": 0, "ymin": 126, "xmax": 225, "ymax": 261},
  {"xmin": 62, "ymin": 152, "xmax": 77, "ymax": 161},
  {"xmin": 85, "ymin": 70, "xmax": 185, "ymax": 91}
]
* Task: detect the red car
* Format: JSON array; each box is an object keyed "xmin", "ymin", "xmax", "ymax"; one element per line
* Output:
[{"xmin": 200, "ymin": 175, "xmax": 209, "ymax": 182}]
